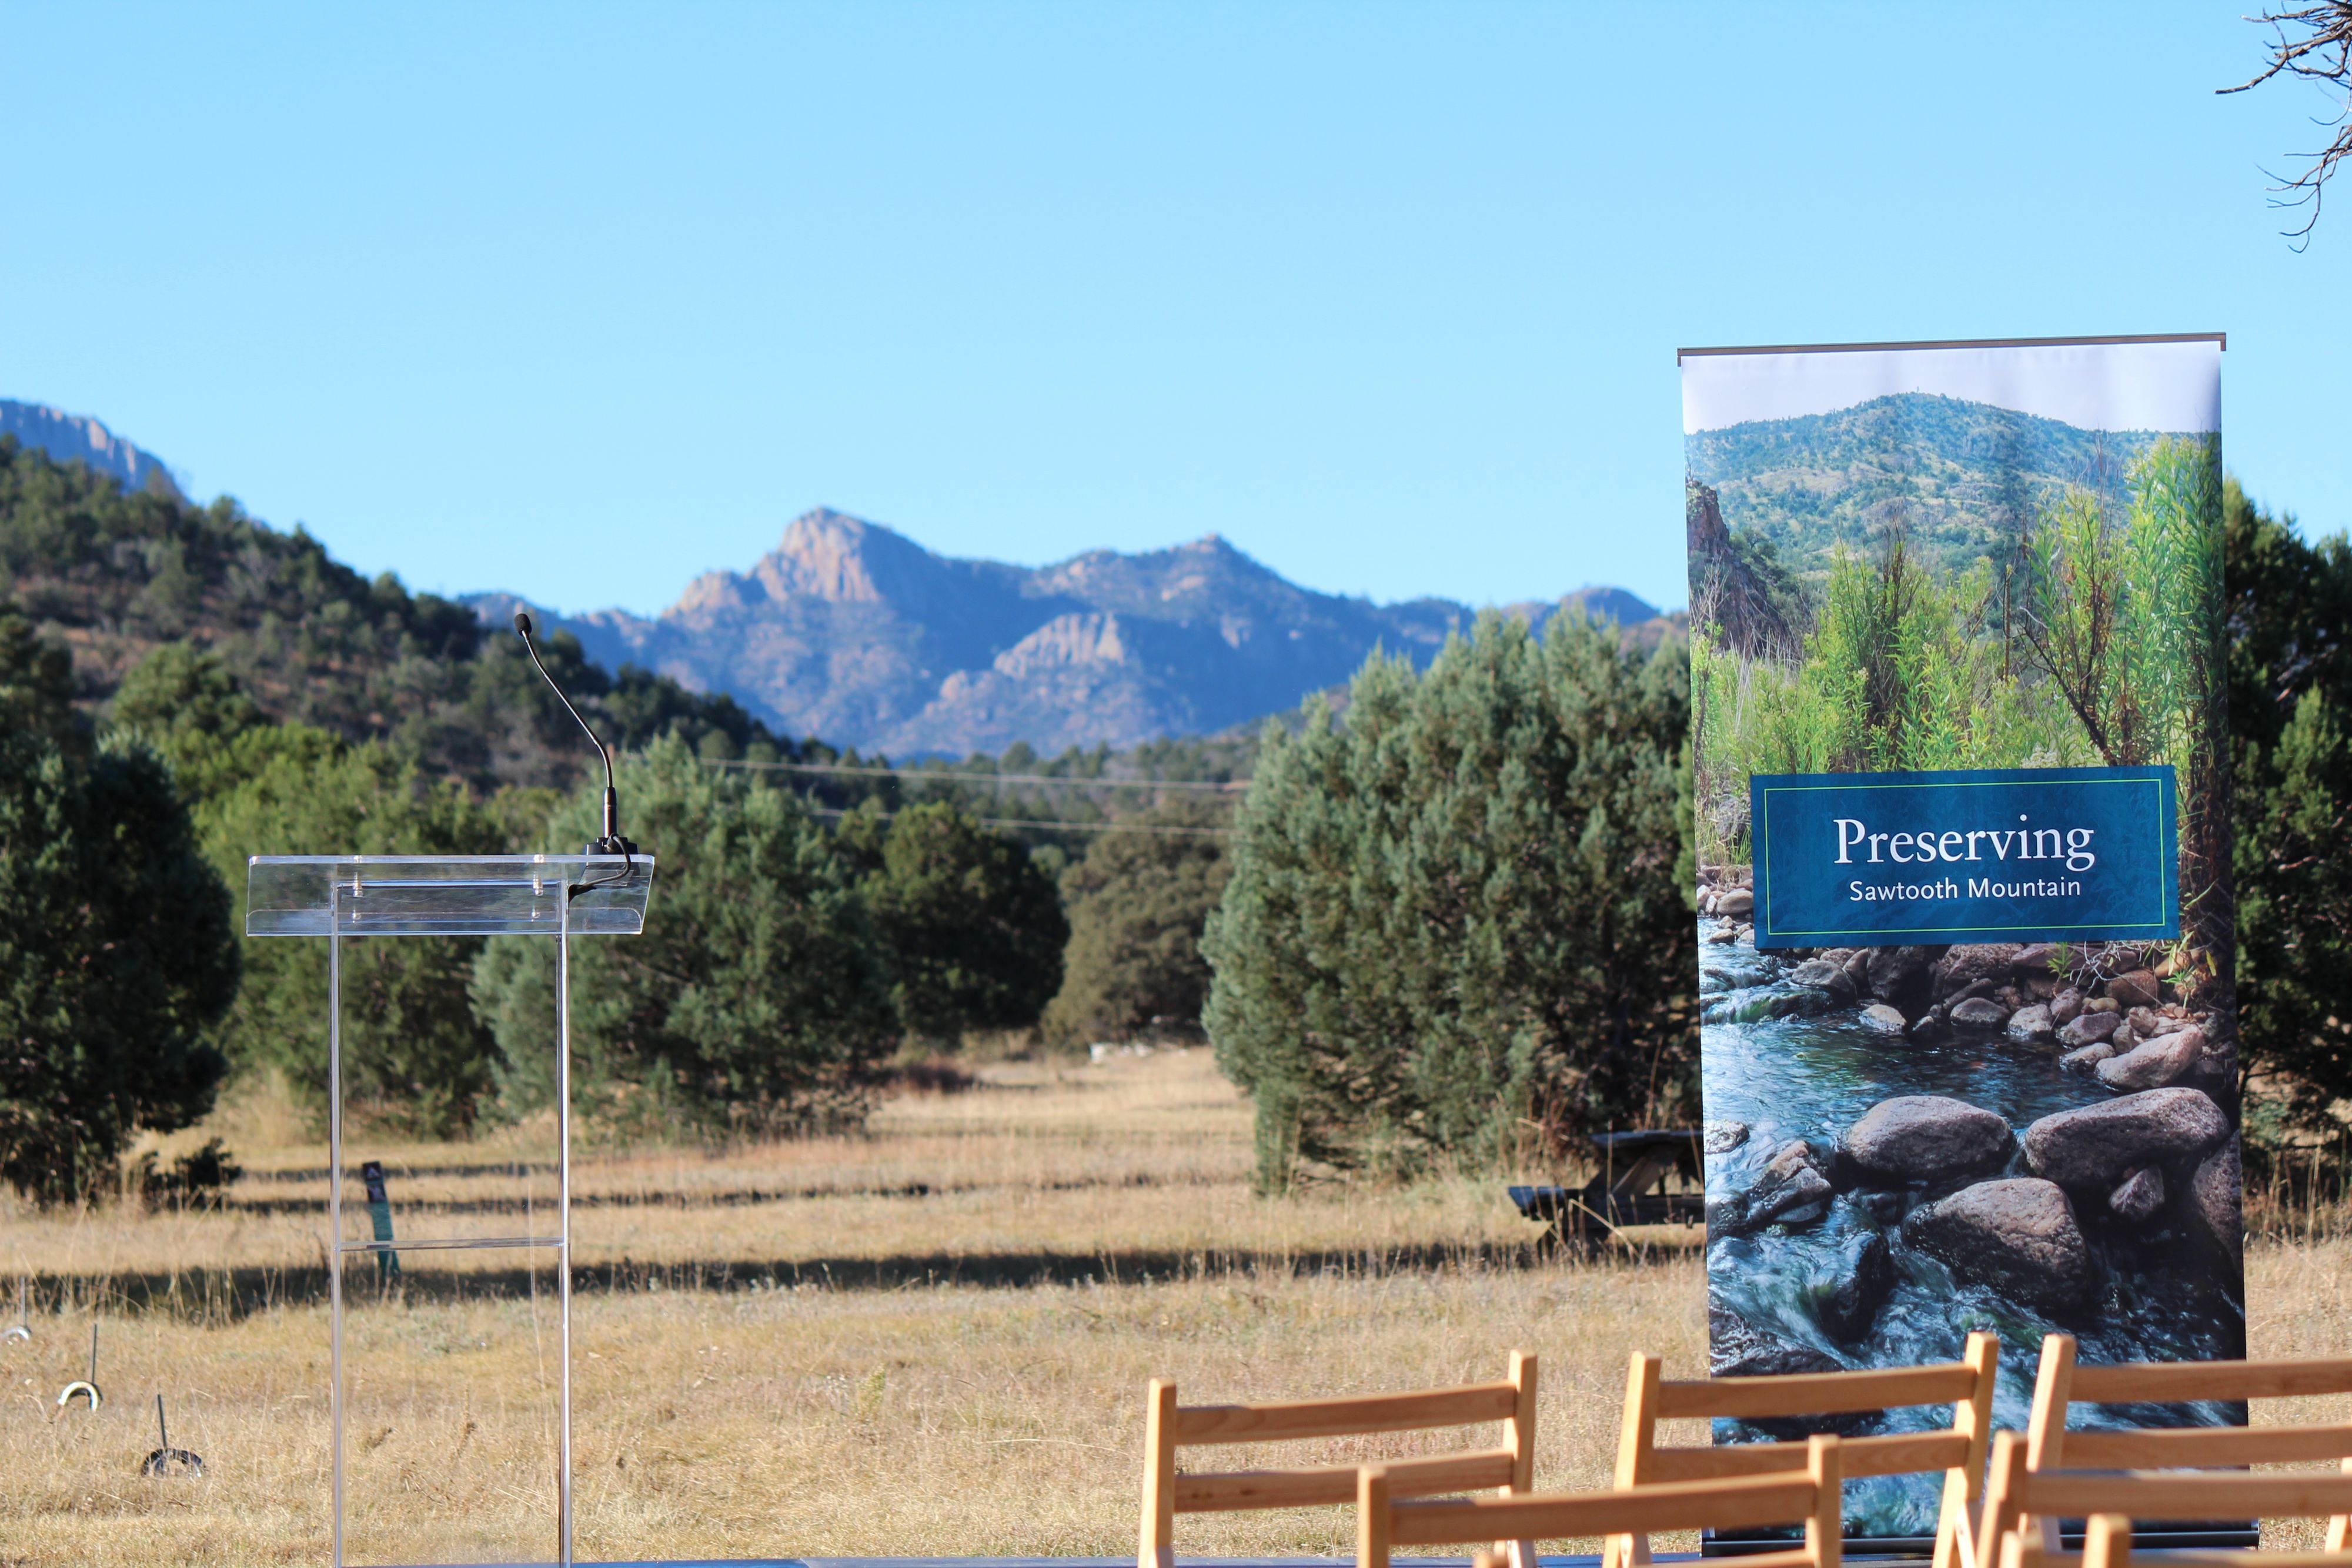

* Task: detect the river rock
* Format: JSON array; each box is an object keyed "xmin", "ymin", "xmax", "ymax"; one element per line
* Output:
[
  {"xmin": 2085, "ymin": 997, "xmax": 2118, "ymax": 1014},
  {"xmin": 1842, "ymin": 950, "xmax": 1872, "ymax": 991},
  {"xmin": 1905, "ymin": 1178, "xmax": 2097, "ymax": 1311},
  {"xmin": 2106, "ymin": 969, "xmax": 2162, "ymax": 1009},
  {"xmin": 1720, "ymin": 1142, "xmax": 1836, "ymax": 1234},
  {"xmin": 2111, "ymin": 1025, "xmax": 2139, "ymax": 1051},
  {"xmin": 1705, "ymin": 1120, "xmax": 1749, "ymax": 1155},
  {"xmin": 1949, "ymin": 997, "xmax": 2010, "ymax": 1029},
  {"xmin": 2095, "ymin": 1025, "xmax": 2206, "ymax": 1092},
  {"xmin": 1705, "ymin": 924, "xmax": 1736, "ymax": 944},
  {"xmin": 1935, "ymin": 944, "xmax": 2023, "ymax": 998},
  {"xmin": 1789, "ymin": 958, "xmax": 1859, "ymax": 1002},
  {"xmin": 2012, "ymin": 942, "xmax": 2059, "ymax": 978},
  {"xmin": 1707, "ymin": 1306, "xmax": 1845, "ymax": 1380},
  {"xmin": 2021, "ymin": 1088, "xmax": 2231, "ymax": 1191},
  {"xmin": 2060, "ymin": 1042, "xmax": 2116, "ymax": 1074},
  {"xmin": 2050, "ymin": 988, "xmax": 2086, "ymax": 1026},
  {"xmin": 2006, "ymin": 1004, "xmax": 2057, "ymax": 1044},
  {"xmin": 1868, "ymin": 945, "xmax": 1941, "ymax": 1010},
  {"xmin": 1716, "ymin": 887, "xmax": 1755, "ymax": 917},
  {"xmin": 2188, "ymin": 1138, "xmax": 2244, "ymax": 1269},
  {"xmin": 1817, "ymin": 1226, "xmax": 1896, "ymax": 1342},
  {"xmin": 1907, "ymin": 1006, "xmax": 1949, "ymax": 1042},
  {"xmin": 1860, "ymin": 1003, "xmax": 1907, "ymax": 1033},
  {"xmin": 2126, "ymin": 1006, "xmax": 2189, "ymax": 1039},
  {"xmin": 1842, "ymin": 1095, "xmax": 2013, "ymax": 1185},
  {"xmin": 2108, "ymin": 1165, "xmax": 2166, "ymax": 1222},
  {"xmin": 2057, "ymin": 1009, "xmax": 2120, "ymax": 1048}
]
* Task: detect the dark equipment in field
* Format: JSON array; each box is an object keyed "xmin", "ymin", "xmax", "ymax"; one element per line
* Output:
[
  {"xmin": 1508, "ymin": 1129, "xmax": 1705, "ymax": 1258},
  {"xmin": 360, "ymin": 1160, "xmax": 401, "ymax": 1283},
  {"xmin": 143, "ymin": 1394, "xmax": 206, "ymax": 1477}
]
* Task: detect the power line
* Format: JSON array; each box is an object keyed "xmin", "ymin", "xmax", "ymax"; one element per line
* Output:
[
  {"xmin": 701, "ymin": 757, "xmax": 1248, "ymax": 793},
  {"xmin": 800, "ymin": 805, "xmax": 1231, "ymax": 837}
]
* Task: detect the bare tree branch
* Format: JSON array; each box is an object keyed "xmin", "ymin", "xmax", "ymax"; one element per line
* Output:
[{"xmin": 2220, "ymin": 2, "xmax": 2352, "ymax": 246}]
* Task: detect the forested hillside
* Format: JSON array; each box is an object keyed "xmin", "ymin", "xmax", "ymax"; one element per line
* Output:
[
  {"xmin": 0, "ymin": 436, "xmax": 803, "ymax": 793},
  {"xmin": 1687, "ymin": 393, "xmax": 2183, "ymax": 581}
]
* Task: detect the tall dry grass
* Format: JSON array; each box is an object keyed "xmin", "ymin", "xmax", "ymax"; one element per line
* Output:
[{"xmin": 0, "ymin": 1048, "xmax": 2344, "ymax": 1566}]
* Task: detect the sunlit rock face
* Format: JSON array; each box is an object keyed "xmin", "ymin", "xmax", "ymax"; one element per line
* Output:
[{"xmin": 468, "ymin": 508, "xmax": 1673, "ymax": 755}]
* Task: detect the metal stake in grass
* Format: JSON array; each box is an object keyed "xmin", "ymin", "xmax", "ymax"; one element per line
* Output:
[
  {"xmin": 54, "ymin": 1319, "xmax": 101, "ymax": 1414},
  {"xmin": 142, "ymin": 1394, "xmax": 206, "ymax": 1477}
]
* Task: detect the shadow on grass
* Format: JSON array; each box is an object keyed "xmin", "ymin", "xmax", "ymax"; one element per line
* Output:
[{"xmin": 14, "ymin": 1236, "xmax": 1699, "ymax": 1322}]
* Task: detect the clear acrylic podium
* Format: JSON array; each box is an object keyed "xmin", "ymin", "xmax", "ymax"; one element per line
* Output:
[{"xmin": 247, "ymin": 854, "xmax": 655, "ymax": 1568}]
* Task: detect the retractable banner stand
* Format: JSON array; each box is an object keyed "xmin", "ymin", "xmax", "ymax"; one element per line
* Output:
[{"xmin": 1684, "ymin": 336, "xmax": 2242, "ymax": 1547}]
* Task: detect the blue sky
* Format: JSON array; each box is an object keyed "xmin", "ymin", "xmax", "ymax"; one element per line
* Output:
[{"xmin": 1, "ymin": 2, "xmax": 2341, "ymax": 618}]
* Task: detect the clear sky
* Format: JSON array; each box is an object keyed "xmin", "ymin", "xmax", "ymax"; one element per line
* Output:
[{"xmin": 1, "ymin": 2, "xmax": 2341, "ymax": 619}]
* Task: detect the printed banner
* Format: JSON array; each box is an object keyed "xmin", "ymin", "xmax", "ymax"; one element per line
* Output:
[
  {"xmin": 1750, "ymin": 764, "xmax": 2179, "ymax": 949},
  {"xmin": 1685, "ymin": 336, "xmax": 2241, "ymax": 1543}
]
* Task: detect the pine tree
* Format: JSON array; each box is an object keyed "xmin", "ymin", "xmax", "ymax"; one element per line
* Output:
[
  {"xmin": 1041, "ymin": 799, "xmax": 1231, "ymax": 1045},
  {"xmin": 1205, "ymin": 612, "xmax": 1695, "ymax": 1188},
  {"xmin": 0, "ymin": 731, "xmax": 239, "ymax": 1201},
  {"xmin": 2226, "ymin": 480, "xmax": 2352, "ymax": 1138},
  {"xmin": 472, "ymin": 738, "xmax": 898, "ymax": 1134}
]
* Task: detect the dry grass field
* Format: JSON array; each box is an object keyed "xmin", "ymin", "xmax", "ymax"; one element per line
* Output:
[{"xmin": 0, "ymin": 1047, "xmax": 2346, "ymax": 1567}]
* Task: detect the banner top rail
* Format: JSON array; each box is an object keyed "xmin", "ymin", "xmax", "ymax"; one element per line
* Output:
[{"xmin": 1676, "ymin": 332, "xmax": 2224, "ymax": 364}]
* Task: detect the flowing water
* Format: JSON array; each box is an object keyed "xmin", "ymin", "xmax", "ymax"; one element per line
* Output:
[{"xmin": 1698, "ymin": 917, "xmax": 2246, "ymax": 1539}]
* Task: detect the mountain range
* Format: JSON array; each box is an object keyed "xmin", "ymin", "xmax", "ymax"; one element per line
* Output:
[
  {"xmin": 4, "ymin": 397, "xmax": 1678, "ymax": 759},
  {"xmin": 469, "ymin": 509, "xmax": 1671, "ymax": 755},
  {"xmin": 2, "ymin": 399, "xmax": 181, "ymax": 499}
]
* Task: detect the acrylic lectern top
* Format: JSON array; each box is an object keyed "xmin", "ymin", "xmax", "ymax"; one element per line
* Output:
[{"xmin": 245, "ymin": 854, "xmax": 656, "ymax": 938}]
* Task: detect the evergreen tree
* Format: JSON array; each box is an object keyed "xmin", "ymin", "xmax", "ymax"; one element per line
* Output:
[
  {"xmin": 1204, "ymin": 612, "xmax": 1695, "ymax": 1187},
  {"xmin": 109, "ymin": 641, "xmax": 267, "ymax": 796},
  {"xmin": 1041, "ymin": 800, "xmax": 1231, "ymax": 1045},
  {"xmin": 200, "ymin": 735, "xmax": 508, "ymax": 1134},
  {"xmin": 0, "ymin": 731, "xmax": 239, "ymax": 1201},
  {"xmin": 840, "ymin": 801, "xmax": 1068, "ymax": 1042},
  {"xmin": 2226, "ymin": 480, "xmax": 2352, "ymax": 1138},
  {"xmin": 0, "ymin": 604, "xmax": 81, "ymax": 754},
  {"xmin": 472, "ymin": 738, "xmax": 897, "ymax": 1134}
]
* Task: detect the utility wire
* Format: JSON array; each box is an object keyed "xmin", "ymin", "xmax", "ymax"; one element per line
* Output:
[
  {"xmin": 700, "ymin": 757, "xmax": 1248, "ymax": 792},
  {"xmin": 800, "ymin": 805, "xmax": 1231, "ymax": 837}
]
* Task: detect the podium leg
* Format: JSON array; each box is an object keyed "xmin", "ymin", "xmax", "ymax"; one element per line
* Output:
[
  {"xmin": 329, "ymin": 902, "xmax": 345, "ymax": 1568},
  {"xmin": 557, "ymin": 889, "xmax": 574, "ymax": 1567}
]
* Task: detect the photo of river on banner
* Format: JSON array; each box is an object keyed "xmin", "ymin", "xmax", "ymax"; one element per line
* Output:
[{"xmin": 1683, "ymin": 336, "xmax": 2243, "ymax": 1540}]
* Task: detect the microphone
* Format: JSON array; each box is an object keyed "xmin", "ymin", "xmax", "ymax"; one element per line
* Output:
[{"xmin": 514, "ymin": 610, "xmax": 637, "ymax": 861}]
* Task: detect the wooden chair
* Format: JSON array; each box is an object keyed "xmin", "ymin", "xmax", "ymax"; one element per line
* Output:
[
  {"xmin": 1982, "ymin": 1429, "xmax": 2352, "ymax": 1568},
  {"xmin": 1993, "ymin": 1333, "xmax": 2352, "ymax": 1568},
  {"xmin": 1360, "ymin": 1432, "xmax": 1845, "ymax": 1568},
  {"xmin": 1139, "ymin": 1352, "xmax": 1536, "ymax": 1568},
  {"xmin": 1604, "ymin": 1332, "xmax": 1999, "ymax": 1568}
]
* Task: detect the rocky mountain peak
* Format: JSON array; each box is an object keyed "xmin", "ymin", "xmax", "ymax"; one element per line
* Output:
[
  {"xmin": 1, "ymin": 400, "xmax": 180, "ymax": 499},
  {"xmin": 467, "ymin": 507, "xmax": 1673, "ymax": 755}
]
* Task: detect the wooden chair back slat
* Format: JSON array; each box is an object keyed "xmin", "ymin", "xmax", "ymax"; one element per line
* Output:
[
  {"xmin": 1175, "ymin": 1382, "xmax": 1519, "ymax": 1445},
  {"xmin": 1359, "ymin": 1433, "xmax": 1843, "ymax": 1568},
  {"xmin": 1655, "ymin": 1363, "xmax": 1980, "ymax": 1420},
  {"xmin": 1174, "ymin": 1448, "xmax": 1516, "ymax": 1512},
  {"xmin": 1394, "ymin": 1471, "xmax": 1822, "ymax": 1539},
  {"xmin": 2022, "ymin": 1471, "xmax": 2352, "ymax": 1519},
  {"xmin": 2066, "ymin": 1358, "xmax": 2352, "ymax": 1405},
  {"xmin": 1648, "ymin": 1430, "xmax": 1968, "ymax": 1484},
  {"xmin": 1142, "ymin": 1352, "xmax": 1536, "ymax": 1568},
  {"xmin": 1606, "ymin": 1333, "xmax": 1997, "ymax": 1568},
  {"xmin": 2062, "ymin": 1423, "xmax": 2352, "ymax": 1469}
]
